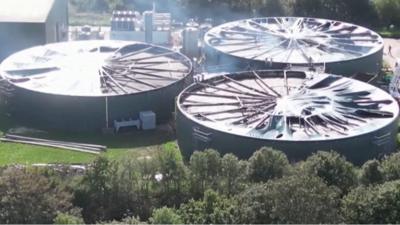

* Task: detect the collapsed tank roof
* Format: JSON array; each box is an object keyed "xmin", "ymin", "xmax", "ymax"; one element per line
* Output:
[
  {"xmin": 178, "ymin": 70, "xmax": 399, "ymax": 141},
  {"xmin": 204, "ymin": 17, "xmax": 383, "ymax": 65},
  {"xmin": 0, "ymin": 40, "xmax": 192, "ymax": 97}
]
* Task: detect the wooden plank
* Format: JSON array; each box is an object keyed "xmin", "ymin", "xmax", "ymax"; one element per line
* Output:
[
  {"xmin": 0, "ymin": 138, "xmax": 100, "ymax": 155},
  {"xmin": 5, "ymin": 134, "xmax": 106, "ymax": 150}
]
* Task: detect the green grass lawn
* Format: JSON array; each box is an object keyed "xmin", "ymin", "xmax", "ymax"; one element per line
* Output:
[
  {"xmin": 378, "ymin": 27, "xmax": 400, "ymax": 38},
  {"xmin": 0, "ymin": 142, "xmax": 166, "ymax": 166},
  {"xmin": 0, "ymin": 108, "xmax": 175, "ymax": 165},
  {"xmin": 0, "ymin": 85, "xmax": 177, "ymax": 166},
  {"xmin": 0, "ymin": 143, "xmax": 95, "ymax": 165},
  {"xmin": 0, "ymin": 129, "xmax": 174, "ymax": 165}
]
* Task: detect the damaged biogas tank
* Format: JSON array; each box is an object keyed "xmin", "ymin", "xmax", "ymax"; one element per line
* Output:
[
  {"xmin": 176, "ymin": 70, "xmax": 399, "ymax": 164},
  {"xmin": 0, "ymin": 40, "xmax": 193, "ymax": 131},
  {"xmin": 204, "ymin": 17, "xmax": 384, "ymax": 76}
]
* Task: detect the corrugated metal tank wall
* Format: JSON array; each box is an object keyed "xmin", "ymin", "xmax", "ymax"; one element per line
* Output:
[
  {"xmin": 176, "ymin": 106, "xmax": 399, "ymax": 165},
  {"xmin": 204, "ymin": 44, "xmax": 384, "ymax": 76},
  {"xmin": 8, "ymin": 74, "xmax": 192, "ymax": 132}
]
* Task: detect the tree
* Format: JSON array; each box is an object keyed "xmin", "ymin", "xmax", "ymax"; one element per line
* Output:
[
  {"xmin": 0, "ymin": 167, "xmax": 76, "ymax": 224},
  {"xmin": 381, "ymin": 152, "xmax": 400, "ymax": 181},
  {"xmin": 292, "ymin": 0, "xmax": 374, "ymax": 24},
  {"xmin": 259, "ymin": 0, "xmax": 295, "ymax": 16},
  {"xmin": 237, "ymin": 174, "xmax": 341, "ymax": 224},
  {"xmin": 373, "ymin": 0, "xmax": 400, "ymax": 26},
  {"xmin": 188, "ymin": 149, "xmax": 222, "ymax": 198},
  {"xmin": 178, "ymin": 189, "xmax": 239, "ymax": 224},
  {"xmin": 219, "ymin": 153, "xmax": 247, "ymax": 196},
  {"xmin": 300, "ymin": 151, "xmax": 357, "ymax": 193},
  {"xmin": 149, "ymin": 207, "xmax": 182, "ymax": 224},
  {"xmin": 156, "ymin": 143, "xmax": 188, "ymax": 206},
  {"xmin": 70, "ymin": 0, "xmax": 110, "ymax": 12},
  {"xmin": 74, "ymin": 156, "xmax": 112, "ymax": 223},
  {"xmin": 247, "ymin": 147, "xmax": 290, "ymax": 183},
  {"xmin": 342, "ymin": 180, "xmax": 400, "ymax": 223},
  {"xmin": 106, "ymin": 0, "xmax": 124, "ymax": 10},
  {"xmin": 359, "ymin": 159, "xmax": 383, "ymax": 186},
  {"xmin": 75, "ymin": 156, "xmax": 157, "ymax": 223}
]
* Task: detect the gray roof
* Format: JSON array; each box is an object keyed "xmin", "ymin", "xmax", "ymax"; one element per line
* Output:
[
  {"xmin": 0, "ymin": 40, "xmax": 193, "ymax": 97},
  {"xmin": 178, "ymin": 70, "xmax": 399, "ymax": 141},
  {"xmin": 0, "ymin": 0, "xmax": 55, "ymax": 23},
  {"xmin": 204, "ymin": 17, "xmax": 383, "ymax": 64}
]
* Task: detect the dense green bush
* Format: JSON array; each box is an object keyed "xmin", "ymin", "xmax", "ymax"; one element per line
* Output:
[
  {"xmin": 54, "ymin": 212, "xmax": 85, "ymax": 224},
  {"xmin": 342, "ymin": 180, "xmax": 400, "ymax": 223},
  {"xmin": 237, "ymin": 174, "xmax": 341, "ymax": 224},
  {"xmin": 178, "ymin": 190, "xmax": 239, "ymax": 224},
  {"xmin": 247, "ymin": 147, "xmax": 289, "ymax": 183},
  {"xmin": 4, "ymin": 143, "xmax": 400, "ymax": 224},
  {"xmin": 0, "ymin": 168, "xmax": 76, "ymax": 224},
  {"xmin": 373, "ymin": 0, "xmax": 400, "ymax": 26},
  {"xmin": 149, "ymin": 207, "xmax": 182, "ymax": 224},
  {"xmin": 219, "ymin": 153, "xmax": 248, "ymax": 196},
  {"xmin": 300, "ymin": 151, "xmax": 357, "ymax": 193},
  {"xmin": 74, "ymin": 156, "xmax": 156, "ymax": 223},
  {"xmin": 381, "ymin": 152, "xmax": 400, "ymax": 181},
  {"xmin": 155, "ymin": 143, "xmax": 188, "ymax": 207},
  {"xmin": 188, "ymin": 149, "xmax": 222, "ymax": 198},
  {"xmin": 359, "ymin": 159, "xmax": 384, "ymax": 186}
]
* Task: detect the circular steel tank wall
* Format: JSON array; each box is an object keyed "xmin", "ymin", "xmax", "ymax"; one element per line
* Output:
[
  {"xmin": 204, "ymin": 17, "xmax": 384, "ymax": 76},
  {"xmin": 0, "ymin": 40, "xmax": 193, "ymax": 131},
  {"xmin": 176, "ymin": 70, "xmax": 399, "ymax": 164}
]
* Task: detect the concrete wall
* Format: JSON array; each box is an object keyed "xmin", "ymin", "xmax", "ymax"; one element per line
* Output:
[
  {"xmin": 0, "ymin": 23, "xmax": 45, "ymax": 62},
  {"xmin": 0, "ymin": 0, "xmax": 68, "ymax": 62}
]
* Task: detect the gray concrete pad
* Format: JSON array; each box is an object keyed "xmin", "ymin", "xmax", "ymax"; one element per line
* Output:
[{"xmin": 383, "ymin": 38, "xmax": 400, "ymax": 69}]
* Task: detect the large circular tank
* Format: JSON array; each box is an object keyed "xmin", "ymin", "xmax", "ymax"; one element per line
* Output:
[
  {"xmin": 176, "ymin": 70, "xmax": 399, "ymax": 163},
  {"xmin": 0, "ymin": 40, "xmax": 193, "ymax": 131},
  {"xmin": 204, "ymin": 17, "xmax": 384, "ymax": 75}
]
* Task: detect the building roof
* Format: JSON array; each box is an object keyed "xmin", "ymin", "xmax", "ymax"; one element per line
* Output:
[{"xmin": 0, "ymin": 0, "xmax": 55, "ymax": 23}]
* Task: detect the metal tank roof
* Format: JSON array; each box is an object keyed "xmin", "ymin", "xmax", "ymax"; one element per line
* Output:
[
  {"xmin": 204, "ymin": 17, "xmax": 383, "ymax": 65},
  {"xmin": 0, "ymin": 40, "xmax": 192, "ymax": 97},
  {"xmin": 177, "ymin": 70, "xmax": 399, "ymax": 141}
]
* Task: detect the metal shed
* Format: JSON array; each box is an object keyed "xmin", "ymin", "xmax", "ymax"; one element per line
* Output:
[
  {"xmin": 0, "ymin": 40, "xmax": 193, "ymax": 131},
  {"xmin": 204, "ymin": 17, "xmax": 384, "ymax": 76},
  {"xmin": 0, "ymin": 0, "xmax": 68, "ymax": 62},
  {"xmin": 176, "ymin": 70, "xmax": 399, "ymax": 164}
]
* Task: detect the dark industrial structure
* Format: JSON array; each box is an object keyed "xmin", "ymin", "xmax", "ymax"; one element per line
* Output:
[
  {"xmin": 204, "ymin": 17, "xmax": 384, "ymax": 76},
  {"xmin": 176, "ymin": 70, "xmax": 399, "ymax": 163},
  {"xmin": 0, "ymin": 40, "xmax": 193, "ymax": 131},
  {"xmin": 0, "ymin": 0, "xmax": 68, "ymax": 62}
]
